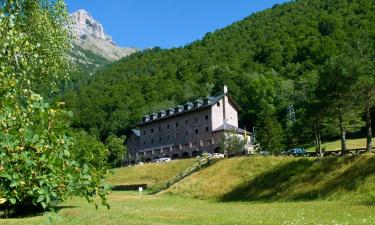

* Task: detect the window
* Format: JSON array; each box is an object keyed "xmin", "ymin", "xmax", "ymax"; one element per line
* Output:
[
  {"xmin": 205, "ymin": 127, "xmax": 209, "ymax": 132},
  {"xmin": 151, "ymin": 128, "xmax": 154, "ymax": 133},
  {"xmin": 159, "ymin": 137, "xmax": 162, "ymax": 142},
  {"xmin": 167, "ymin": 135, "xmax": 170, "ymax": 140},
  {"xmin": 167, "ymin": 124, "xmax": 170, "ymax": 129},
  {"xmin": 195, "ymin": 129, "xmax": 199, "ymax": 134},
  {"xmin": 176, "ymin": 133, "xmax": 179, "ymax": 138},
  {"xmin": 158, "ymin": 126, "xmax": 161, "ymax": 131},
  {"xmin": 151, "ymin": 139, "xmax": 154, "ymax": 144},
  {"xmin": 176, "ymin": 122, "xmax": 179, "ymax": 127},
  {"xmin": 195, "ymin": 118, "xmax": 198, "ymax": 123},
  {"xmin": 186, "ymin": 130, "xmax": 189, "ymax": 136},
  {"xmin": 143, "ymin": 130, "xmax": 146, "ymax": 135},
  {"xmin": 143, "ymin": 141, "xmax": 146, "ymax": 145},
  {"xmin": 217, "ymin": 102, "xmax": 220, "ymax": 107},
  {"xmin": 185, "ymin": 120, "xmax": 188, "ymax": 125},
  {"xmin": 205, "ymin": 115, "xmax": 209, "ymax": 120}
]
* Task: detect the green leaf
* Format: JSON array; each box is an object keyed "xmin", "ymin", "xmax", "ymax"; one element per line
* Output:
[
  {"xmin": 0, "ymin": 173, "xmax": 12, "ymax": 180},
  {"xmin": 82, "ymin": 174, "xmax": 91, "ymax": 180},
  {"xmin": 9, "ymin": 198, "xmax": 16, "ymax": 204},
  {"xmin": 32, "ymin": 134, "xmax": 40, "ymax": 143},
  {"xmin": 9, "ymin": 181, "xmax": 18, "ymax": 187},
  {"xmin": 37, "ymin": 189, "xmax": 45, "ymax": 195},
  {"xmin": 31, "ymin": 102, "xmax": 41, "ymax": 108},
  {"xmin": 24, "ymin": 128, "xmax": 34, "ymax": 142},
  {"xmin": 63, "ymin": 149, "xmax": 70, "ymax": 157},
  {"xmin": 37, "ymin": 195, "xmax": 45, "ymax": 203},
  {"xmin": 82, "ymin": 181, "xmax": 91, "ymax": 185}
]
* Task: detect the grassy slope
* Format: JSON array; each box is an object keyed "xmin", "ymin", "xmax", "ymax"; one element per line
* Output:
[
  {"xmin": 2, "ymin": 192, "xmax": 375, "ymax": 225},
  {"xmin": 105, "ymin": 159, "xmax": 197, "ymax": 190},
  {"xmin": 164, "ymin": 155, "xmax": 375, "ymax": 204},
  {"xmin": 3, "ymin": 156, "xmax": 375, "ymax": 224},
  {"xmin": 306, "ymin": 138, "xmax": 375, "ymax": 152}
]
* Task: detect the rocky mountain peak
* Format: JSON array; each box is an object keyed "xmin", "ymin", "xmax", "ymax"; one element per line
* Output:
[
  {"xmin": 71, "ymin": 9, "xmax": 112, "ymax": 43},
  {"xmin": 70, "ymin": 9, "xmax": 136, "ymax": 61}
]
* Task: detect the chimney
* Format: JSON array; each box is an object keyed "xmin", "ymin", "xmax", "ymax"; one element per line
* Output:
[
  {"xmin": 223, "ymin": 85, "xmax": 228, "ymax": 94},
  {"xmin": 223, "ymin": 85, "xmax": 227, "ymax": 128}
]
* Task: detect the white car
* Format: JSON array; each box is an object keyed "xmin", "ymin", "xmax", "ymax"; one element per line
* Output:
[
  {"xmin": 198, "ymin": 153, "xmax": 212, "ymax": 159},
  {"xmin": 211, "ymin": 153, "xmax": 225, "ymax": 159},
  {"xmin": 156, "ymin": 157, "xmax": 171, "ymax": 163},
  {"xmin": 161, "ymin": 157, "xmax": 171, "ymax": 162}
]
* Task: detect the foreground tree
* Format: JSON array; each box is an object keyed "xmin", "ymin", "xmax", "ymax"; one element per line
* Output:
[
  {"xmin": 0, "ymin": 0, "xmax": 109, "ymax": 215},
  {"xmin": 219, "ymin": 130, "xmax": 245, "ymax": 156}
]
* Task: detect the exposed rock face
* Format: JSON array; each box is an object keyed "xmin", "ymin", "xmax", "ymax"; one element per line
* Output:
[{"xmin": 70, "ymin": 9, "xmax": 137, "ymax": 61}]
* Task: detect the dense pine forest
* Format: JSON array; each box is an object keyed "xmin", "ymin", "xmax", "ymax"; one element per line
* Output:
[{"xmin": 62, "ymin": 0, "xmax": 375, "ymax": 152}]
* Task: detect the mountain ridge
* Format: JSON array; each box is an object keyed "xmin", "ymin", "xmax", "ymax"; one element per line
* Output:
[{"xmin": 70, "ymin": 9, "xmax": 137, "ymax": 61}]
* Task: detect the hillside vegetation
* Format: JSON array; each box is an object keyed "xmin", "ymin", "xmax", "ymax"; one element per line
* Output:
[
  {"xmin": 62, "ymin": 0, "xmax": 375, "ymax": 153},
  {"xmin": 164, "ymin": 155, "xmax": 375, "ymax": 204}
]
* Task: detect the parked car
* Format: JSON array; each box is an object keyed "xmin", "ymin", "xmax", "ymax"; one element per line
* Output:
[
  {"xmin": 198, "ymin": 153, "xmax": 212, "ymax": 159},
  {"xmin": 259, "ymin": 151, "xmax": 270, "ymax": 156},
  {"xmin": 211, "ymin": 153, "xmax": 225, "ymax": 159},
  {"xmin": 161, "ymin": 157, "xmax": 171, "ymax": 162},
  {"xmin": 282, "ymin": 148, "xmax": 306, "ymax": 157},
  {"xmin": 155, "ymin": 157, "xmax": 171, "ymax": 163}
]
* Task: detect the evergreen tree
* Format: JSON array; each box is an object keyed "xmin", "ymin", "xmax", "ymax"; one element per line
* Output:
[{"xmin": 256, "ymin": 105, "xmax": 284, "ymax": 154}]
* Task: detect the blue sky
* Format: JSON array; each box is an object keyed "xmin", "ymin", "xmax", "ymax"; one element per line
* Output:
[{"xmin": 65, "ymin": 0, "xmax": 289, "ymax": 49}]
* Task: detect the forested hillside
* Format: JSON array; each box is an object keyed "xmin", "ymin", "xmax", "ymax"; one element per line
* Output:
[
  {"xmin": 61, "ymin": 45, "xmax": 110, "ymax": 94},
  {"xmin": 62, "ymin": 0, "xmax": 375, "ymax": 150}
]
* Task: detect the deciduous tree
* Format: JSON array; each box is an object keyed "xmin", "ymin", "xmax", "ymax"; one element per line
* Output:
[{"xmin": 0, "ymin": 0, "xmax": 109, "ymax": 215}]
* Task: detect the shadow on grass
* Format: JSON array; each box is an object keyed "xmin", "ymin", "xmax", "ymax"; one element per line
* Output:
[
  {"xmin": 0, "ymin": 205, "xmax": 78, "ymax": 219},
  {"xmin": 220, "ymin": 155, "xmax": 375, "ymax": 203},
  {"xmin": 55, "ymin": 205, "xmax": 78, "ymax": 210}
]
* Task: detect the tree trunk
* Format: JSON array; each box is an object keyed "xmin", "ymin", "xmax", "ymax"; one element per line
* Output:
[
  {"xmin": 315, "ymin": 123, "xmax": 322, "ymax": 156},
  {"xmin": 366, "ymin": 105, "xmax": 372, "ymax": 152},
  {"xmin": 317, "ymin": 124, "xmax": 322, "ymax": 156},
  {"xmin": 339, "ymin": 107, "xmax": 347, "ymax": 155}
]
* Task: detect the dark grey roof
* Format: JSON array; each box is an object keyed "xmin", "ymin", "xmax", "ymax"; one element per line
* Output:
[
  {"xmin": 132, "ymin": 129, "xmax": 141, "ymax": 137},
  {"xmin": 212, "ymin": 124, "xmax": 252, "ymax": 135},
  {"xmin": 141, "ymin": 93, "xmax": 225, "ymax": 125}
]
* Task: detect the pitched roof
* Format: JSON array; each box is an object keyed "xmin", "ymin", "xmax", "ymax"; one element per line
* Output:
[
  {"xmin": 132, "ymin": 129, "xmax": 141, "ymax": 137},
  {"xmin": 212, "ymin": 124, "xmax": 252, "ymax": 135},
  {"xmin": 140, "ymin": 93, "xmax": 229, "ymax": 125}
]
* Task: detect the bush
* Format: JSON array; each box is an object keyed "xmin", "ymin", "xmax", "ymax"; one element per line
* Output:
[{"xmin": 219, "ymin": 130, "xmax": 246, "ymax": 156}]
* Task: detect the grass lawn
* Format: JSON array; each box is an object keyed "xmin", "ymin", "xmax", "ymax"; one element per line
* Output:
[
  {"xmin": 165, "ymin": 155, "xmax": 375, "ymax": 203},
  {"xmin": 306, "ymin": 138, "xmax": 375, "ymax": 152},
  {"xmin": 1, "ymin": 191, "xmax": 375, "ymax": 225},
  {"xmin": 106, "ymin": 159, "xmax": 197, "ymax": 191}
]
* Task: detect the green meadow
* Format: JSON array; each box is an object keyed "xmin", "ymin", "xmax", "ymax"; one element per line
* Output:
[
  {"xmin": 1, "ymin": 191, "xmax": 375, "ymax": 225},
  {"xmin": 2, "ymin": 154, "xmax": 375, "ymax": 225},
  {"xmin": 306, "ymin": 138, "xmax": 375, "ymax": 152}
]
